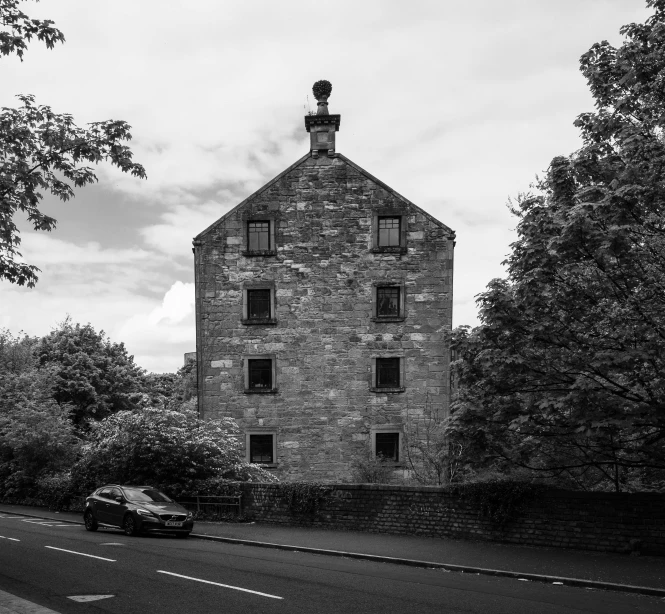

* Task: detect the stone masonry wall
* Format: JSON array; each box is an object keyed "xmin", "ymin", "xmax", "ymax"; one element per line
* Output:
[
  {"xmin": 194, "ymin": 153, "xmax": 455, "ymax": 482},
  {"xmin": 237, "ymin": 483, "xmax": 665, "ymax": 556}
]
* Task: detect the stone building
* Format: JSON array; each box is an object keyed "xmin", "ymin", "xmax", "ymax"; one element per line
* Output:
[{"xmin": 193, "ymin": 81, "xmax": 455, "ymax": 482}]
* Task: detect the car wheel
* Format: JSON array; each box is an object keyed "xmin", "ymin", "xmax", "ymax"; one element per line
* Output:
[
  {"xmin": 84, "ymin": 510, "xmax": 98, "ymax": 532},
  {"xmin": 175, "ymin": 532, "xmax": 190, "ymax": 539},
  {"xmin": 123, "ymin": 514, "xmax": 139, "ymax": 536}
]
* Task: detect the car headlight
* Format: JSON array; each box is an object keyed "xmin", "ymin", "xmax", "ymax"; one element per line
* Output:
[
  {"xmin": 136, "ymin": 508, "xmax": 155, "ymax": 517},
  {"xmin": 186, "ymin": 512, "xmax": 193, "ymax": 520}
]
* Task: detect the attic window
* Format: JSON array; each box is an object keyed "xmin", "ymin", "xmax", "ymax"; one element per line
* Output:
[
  {"xmin": 248, "ymin": 221, "xmax": 270, "ymax": 251},
  {"xmin": 378, "ymin": 217, "xmax": 401, "ymax": 247},
  {"xmin": 371, "ymin": 212, "xmax": 407, "ymax": 254},
  {"xmin": 243, "ymin": 218, "xmax": 276, "ymax": 257}
]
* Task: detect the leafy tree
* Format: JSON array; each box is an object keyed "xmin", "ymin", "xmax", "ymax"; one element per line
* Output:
[
  {"xmin": 143, "ymin": 360, "xmax": 197, "ymax": 410},
  {"xmin": 1, "ymin": 0, "xmax": 146, "ymax": 287},
  {"xmin": 34, "ymin": 319, "xmax": 146, "ymax": 426},
  {"xmin": 70, "ymin": 406, "xmax": 276, "ymax": 497},
  {"xmin": 0, "ymin": 328, "xmax": 37, "ymax": 374},
  {"xmin": 449, "ymin": 1, "xmax": 665, "ymax": 492},
  {"xmin": 0, "ymin": 367, "xmax": 78, "ymax": 499}
]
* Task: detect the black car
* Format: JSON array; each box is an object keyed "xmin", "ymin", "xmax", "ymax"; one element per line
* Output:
[{"xmin": 84, "ymin": 485, "xmax": 194, "ymax": 538}]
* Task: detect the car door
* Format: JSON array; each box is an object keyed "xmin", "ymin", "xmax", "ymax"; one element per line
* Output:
[
  {"xmin": 93, "ymin": 488, "xmax": 113, "ymax": 524},
  {"xmin": 105, "ymin": 487, "xmax": 127, "ymax": 527}
]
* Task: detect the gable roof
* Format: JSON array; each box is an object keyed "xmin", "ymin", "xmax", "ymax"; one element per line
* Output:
[{"xmin": 193, "ymin": 152, "xmax": 455, "ymax": 242}]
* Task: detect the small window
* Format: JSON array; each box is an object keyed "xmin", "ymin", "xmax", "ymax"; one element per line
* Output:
[
  {"xmin": 376, "ymin": 357, "xmax": 400, "ymax": 388},
  {"xmin": 244, "ymin": 354, "xmax": 277, "ymax": 393},
  {"xmin": 242, "ymin": 284, "xmax": 276, "ymax": 325},
  {"xmin": 249, "ymin": 434, "xmax": 274, "ymax": 463},
  {"xmin": 371, "ymin": 212, "xmax": 406, "ymax": 253},
  {"xmin": 247, "ymin": 289, "xmax": 271, "ymax": 320},
  {"xmin": 378, "ymin": 216, "xmax": 401, "ymax": 247},
  {"xmin": 248, "ymin": 221, "xmax": 270, "ymax": 251},
  {"xmin": 375, "ymin": 432, "xmax": 400, "ymax": 462},
  {"xmin": 377, "ymin": 287, "xmax": 400, "ymax": 317},
  {"xmin": 248, "ymin": 359, "xmax": 272, "ymax": 389}
]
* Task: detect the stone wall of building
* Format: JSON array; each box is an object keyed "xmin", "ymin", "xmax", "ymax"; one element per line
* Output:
[
  {"xmin": 236, "ymin": 483, "xmax": 665, "ymax": 556},
  {"xmin": 194, "ymin": 153, "xmax": 455, "ymax": 481}
]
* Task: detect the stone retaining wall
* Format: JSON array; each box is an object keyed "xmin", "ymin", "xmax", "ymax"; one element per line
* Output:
[{"xmin": 238, "ymin": 483, "xmax": 665, "ymax": 555}]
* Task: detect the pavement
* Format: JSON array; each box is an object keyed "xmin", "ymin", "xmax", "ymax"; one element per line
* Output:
[{"xmin": 1, "ymin": 504, "xmax": 664, "ymax": 597}]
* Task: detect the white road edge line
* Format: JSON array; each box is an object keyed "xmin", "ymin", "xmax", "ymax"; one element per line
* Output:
[
  {"xmin": 44, "ymin": 546, "xmax": 115, "ymax": 562},
  {"xmin": 7, "ymin": 538, "xmax": 19, "ymax": 542},
  {"xmin": 156, "ymin": 570, "xmax": 283, "ymax": 600}
]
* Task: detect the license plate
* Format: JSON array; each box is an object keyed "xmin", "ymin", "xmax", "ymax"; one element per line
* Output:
[{"xmin": 165, "ymin": 521, "xmax": 183, "ymax": 527}]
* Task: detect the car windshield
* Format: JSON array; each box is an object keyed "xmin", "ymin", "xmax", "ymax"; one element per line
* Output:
[{"xmin": 122, "ymin": 488, "xmax": 173, "ymax": 503}]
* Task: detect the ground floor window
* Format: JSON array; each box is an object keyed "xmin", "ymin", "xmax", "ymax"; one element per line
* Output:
[
  {"xmin": 249, "ymin": 434, "xmax": 274, "ymax": 464},
  {"xmin": 375, "ymin": 432, "xmax": 400, "ymax": 462}
]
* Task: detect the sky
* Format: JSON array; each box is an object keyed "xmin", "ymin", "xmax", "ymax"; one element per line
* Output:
[{"xmin": 0, "ymin": 0, "xmax": 652, "ymax": 373}]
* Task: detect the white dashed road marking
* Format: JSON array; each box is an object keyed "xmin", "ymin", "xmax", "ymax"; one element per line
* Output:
[
  {"xmin": 67, "ymin": 595, "xmax": 114, "ymax": 602},
  {"xmin": 157, "ymin": 570, "xmax": 283, "ymax": 600},
  {"xmin": 44, "ymin": 546, "xmax": 116, "ymax": 562},
  {"xmin": 0, "ymin": 536, "xmax": 20, "ymax": 541}
]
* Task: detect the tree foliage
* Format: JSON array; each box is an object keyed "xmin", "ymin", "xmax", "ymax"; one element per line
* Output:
[
  {"xmin": 0, "ymin": 362, "xmax": 78, "ymax": 499},
  {"xmin": 34, "ymin": 319, "xmax": 147, "ymax": 426},
  {"xmin": 449, "ymin": 1, "xmax": 665, "ymax": 491},
  {"xmin": 70, "ymin": 407, "xmax": 276, "ymax": 497},
  {"xmin": 0, "ymin": 0, "xmax": 64, "ymax": 60},
  {"xmin": 1, "ymin": 0, "xmax": 146, "ymax": 287}
]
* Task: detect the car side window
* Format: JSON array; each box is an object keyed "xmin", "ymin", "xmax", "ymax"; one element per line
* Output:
[
  {"xmin": 108, "ymin": 488, "xmax": 122, "ymax": 500},
  {"xmin": 98, "ymin": 488, "xmax": 112, "ymax": 499}
]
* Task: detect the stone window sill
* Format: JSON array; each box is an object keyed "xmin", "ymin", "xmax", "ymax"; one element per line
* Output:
[
  {"xmin": 244, "ymin": 388, "xmax": 279, "ymax": 394},
  {"xmin": 371, "ymin": 246, "xmax": 407, "ymax": 255},
  {"xmin": 371, "ymin": 316, "xmax": 406, "ymax": 323},
  {"xmin": 251, "ymin": 462, "xmax": 278, "ymax": 468},
  {"xmin": 369, "ymin": 387, "xmax": 406, "ymax": 394},
  {"xmin": 241, "ymin": 318, "xmax": 278, "ymax": 326},
  {"xmin": 242, "ymin": 250, "xmax": 277, "ymax": 257}
]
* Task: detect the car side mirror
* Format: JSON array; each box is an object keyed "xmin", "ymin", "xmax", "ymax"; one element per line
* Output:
[{"xmin": 115, "ymin": 496, "xmax": 125, "ymax": 504}]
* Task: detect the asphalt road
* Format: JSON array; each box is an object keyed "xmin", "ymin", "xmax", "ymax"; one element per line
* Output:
[{"xmin": 0, "ymin": 514, "xmax": 662, "ymax": 614}]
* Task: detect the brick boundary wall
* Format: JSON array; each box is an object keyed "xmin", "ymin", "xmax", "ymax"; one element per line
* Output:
[{"xmin": 238, "ymin": 483, "xmax": 665, "ymax": 555}]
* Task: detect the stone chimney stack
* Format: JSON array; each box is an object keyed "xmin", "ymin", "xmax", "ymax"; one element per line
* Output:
[{"xmin": 304, "ymin": 80, "xmax": 340, "ymax": 158}]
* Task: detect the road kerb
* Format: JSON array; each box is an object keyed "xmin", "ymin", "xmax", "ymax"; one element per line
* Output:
[{"xmin": 189, "ymin": 533, "xmax": 665, "ymax": 598}]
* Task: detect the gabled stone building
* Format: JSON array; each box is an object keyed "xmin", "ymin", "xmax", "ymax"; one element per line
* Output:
[{"xmin": 193, "ymin": 81, "xmax": 455, "ymax": 482}]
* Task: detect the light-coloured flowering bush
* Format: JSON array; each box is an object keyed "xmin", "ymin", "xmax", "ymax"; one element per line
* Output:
[{"xmin": 67, "ymin": 405, "xmax": 277, "ymax": 497}]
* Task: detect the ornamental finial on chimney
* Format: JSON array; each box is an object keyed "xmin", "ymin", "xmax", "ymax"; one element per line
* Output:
[
  {"xmin": 312, "ymin": 80, "xmax": 332, "ymax": 115},
  {"xmin": 304, "ymin": 80, "xmax": 340, "ymax": 158}
]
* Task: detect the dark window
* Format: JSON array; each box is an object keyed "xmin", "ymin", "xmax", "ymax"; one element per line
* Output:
[
  {"xmin": 250, "ymin": 434, "xmax": 274, "ymax": 463},
  {"xmin": 376, "ymin": 358, "xmax": 400, "ymax": 388},
  {"xmin": 247, "ymin": 289, "xmax": 271, "ymax": 319},
  {"xmin": 378, "ymin": 216, "xmax": 401, "ymax": 246},
  {"xmin": 376, "ymin": 433, "xmax": 399, "ymax": 462},
  {"xmin": 377, "ymin": 287, "xmax": 400, "ymax": 317},
  {"xmin": 248, "ymin": 221, "xmax": 270, "ymax": 251},
  {"xmin": 248, "ymin": 359, "xmax": 272, "ymax": 389}
]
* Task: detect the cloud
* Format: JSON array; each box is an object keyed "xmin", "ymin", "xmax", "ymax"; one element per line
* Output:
[
  {"xmin": 17, "ymin": 234, "xmax": 157, "ymax": 266},
  {"xmin": 148, "ymin": 281, "xmax": 194, "ymax": 326},
  {"xmin": 140, "ymin": 201, "xmax": 231, "ymax": 257},
  {"xmin": 115, "ymin": 281, "xmax": 195, "ymax": 372}
]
